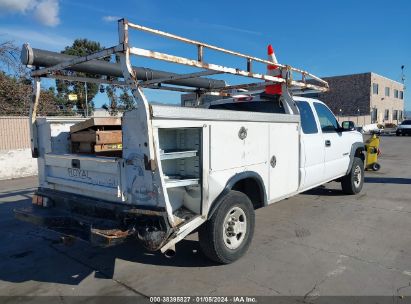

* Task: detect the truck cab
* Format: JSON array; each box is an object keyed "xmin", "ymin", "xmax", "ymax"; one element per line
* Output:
[{"xmin": 204, "ymin": 93, "xmax": 365, "ymax": 194}]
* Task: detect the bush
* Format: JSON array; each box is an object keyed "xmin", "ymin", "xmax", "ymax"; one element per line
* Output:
[{"xmin": 0, "ymin": 72, "xmax": 68, "ymax": 116}]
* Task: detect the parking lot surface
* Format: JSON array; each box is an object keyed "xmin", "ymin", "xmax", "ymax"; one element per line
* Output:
[{"xmin": 1, "ymin": 136, "xmax": 411, "ymax": 298}]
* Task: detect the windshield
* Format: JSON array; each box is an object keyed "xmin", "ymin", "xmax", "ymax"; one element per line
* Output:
[{"xmin": 401, "ymin": 120, "xmax": 411, "ymax": 125}]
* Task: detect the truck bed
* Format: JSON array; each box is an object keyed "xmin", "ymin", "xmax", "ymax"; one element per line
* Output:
[{"xmin": 35, "ymin": 117, "xmax": 125, "ymax": 203}]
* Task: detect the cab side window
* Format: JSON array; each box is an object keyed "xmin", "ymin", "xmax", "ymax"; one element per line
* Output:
[
  {"xmin": 296, "ymin": 101, "xmax": 318, "ymax": 134},
  {"xmin": 314, "ymin": 103, "xmax": 339, "ymax": 133}
]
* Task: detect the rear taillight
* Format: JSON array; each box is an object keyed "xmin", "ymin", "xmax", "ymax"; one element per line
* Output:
[
  {"xmin": 32, "ymin": 195, "xmax": 51, "ymax": 207},
  {"xmin": 32, "ymin": 194, "xmax": 42, "ymax": 205}
]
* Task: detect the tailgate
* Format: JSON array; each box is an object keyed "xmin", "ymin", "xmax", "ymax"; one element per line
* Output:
[{"xmin": 43, "ymin": 154, "xmax": 125, "ymax": 202}]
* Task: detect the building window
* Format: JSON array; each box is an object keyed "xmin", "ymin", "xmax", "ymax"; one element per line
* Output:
[
  {"xmin": 385, "ymin": 87, "xmax": 390, "ymax": 97},
  {"xmin": 394, "ymin": 89, "xmax": 399, "ymax": 98},
  {"xmin": 399, "ymin": 110, "xmax": 403, "ymax": 121},
  {"xmin": 393, "ymin": 110, "xmax": 398, "ymax": 120},
  {"xmin": 371, "ymin": 108, "xmax": 378, "ymax": 123},
  {"xmin": 384, "ymin": 109, "xmax": 390, "ymax": 121},
  {"xmin": 400, "ymin": 91, "xmax": 404, "ymax": 99},
  {"xmin": 372, "ymin": 83, "xmax": 379, "ymax": 94}
]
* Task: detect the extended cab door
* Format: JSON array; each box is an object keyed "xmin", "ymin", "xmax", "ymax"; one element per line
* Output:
[
  {"xmin": 296, "ymin": 100, "xmax": 325, "ymax": 190},
  {"xmin": 313, "ymin": 102, "xmax": 351, "ymax": 181}
]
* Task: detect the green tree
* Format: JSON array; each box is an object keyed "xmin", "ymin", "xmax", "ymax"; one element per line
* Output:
[
  {"xmin": 105, "ymin": 86, "xmax": 119, "ymax": 116},
  {"xmin": 56, "ymin": 39, "xmax": 106, "ymax": 116},
  {"xmin": 119, "ymin": 90, "xmax": 135, "ymax": 110},
  {"xmin": 103, "ymin": 86, "xmax": 136, "ymax": 116},
  {"xmin": 0, "ymin": 40, "xmax": 75, "ymax": 116},
  {"xmin": 0, "ymin": 71, "xmax": 67, "ymax": 116}
]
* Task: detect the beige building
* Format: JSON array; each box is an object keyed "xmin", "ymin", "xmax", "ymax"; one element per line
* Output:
[
  {"xmin": 370, "ymin": 73, "xmax": 404, "ymax": 124},
  {"xmin": 316, "ymin": 72, "xmax": 405, "ymax": 125}
]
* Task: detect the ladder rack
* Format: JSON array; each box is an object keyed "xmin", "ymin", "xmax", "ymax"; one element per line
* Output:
[
  {"xmin": 126, "ymin": 22, "xmax": 328, "ymax": 93},
  {"xmin": 27, "ymin": 18, "xmax": 329, "ymax": 161},
  {"xmin": 30, "ymin": 19, "xmax": 329, "ymax": 94}
]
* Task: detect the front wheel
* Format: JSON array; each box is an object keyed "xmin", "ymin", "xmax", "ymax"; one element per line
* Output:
[
  {"xmin": 198, "ymin": 190, "xmax": 255, "ymax": 264},
  {"xmin": 341, "ymin": 157, "xmax": 364, "ymax": 194}
]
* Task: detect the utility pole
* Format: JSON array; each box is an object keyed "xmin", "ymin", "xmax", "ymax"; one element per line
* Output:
[
  {"xmin": 401, "ymin": 65, "xmax": 405, "ymax": 121},
  {"xmin": 401, "ymin": 65, "xmax": 405, "ymax": 87}
]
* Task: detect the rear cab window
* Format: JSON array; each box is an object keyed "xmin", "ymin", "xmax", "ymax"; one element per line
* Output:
[
  {"xmin": 208, "ymin": 93, "xmax": 285, "ymax": 114},
  {"xmin": 296, "ymin": 101, "xmax": 318, "ymax": 134},
  {"xmin": 208, "ymin": 100, "xmax": 285, "ymax": 113}
]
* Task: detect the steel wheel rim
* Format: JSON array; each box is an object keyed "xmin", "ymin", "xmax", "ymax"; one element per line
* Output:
[
  {"xmin": 223, "ymin": 206, "xmax": 247, "ymax": 250},
  {"xmin": 353, "ymin": 165, "xmax": 362, "ymax": 187}
]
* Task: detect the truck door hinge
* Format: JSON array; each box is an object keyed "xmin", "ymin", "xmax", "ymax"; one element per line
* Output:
[{"xmin": 144, "ymin": 154, "xmax": 157, "ymax": 171}]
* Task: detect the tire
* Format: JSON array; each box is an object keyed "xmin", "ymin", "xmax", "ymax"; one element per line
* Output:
[
  {"xmin": 396, "ymin": 132, "xmax": 400, "ymax": 136},
  {"xmin": 199, "ymin": 190, "xmax": 255, "ymax": 264},
  {"xmin": 372, "ymin": 163, "xmax": 381, "ymax": 171},
  {"xmin": 341, "ymin": 157, "xmax": 364, "ymax": 195}
]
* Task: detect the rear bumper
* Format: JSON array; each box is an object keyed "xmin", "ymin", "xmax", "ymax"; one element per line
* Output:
[
  {"xmin": 14, "ymin": 188, "xmax": 169, "ymax": 248},
  {"xmin": 15, "ymin": 205, "xmax": 132, "ymax": 247}
]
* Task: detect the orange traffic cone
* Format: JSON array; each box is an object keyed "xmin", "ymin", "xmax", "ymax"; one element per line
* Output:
[{"xmin": 265, "ymin": 44, "xmax": 282, "ymax": 95}]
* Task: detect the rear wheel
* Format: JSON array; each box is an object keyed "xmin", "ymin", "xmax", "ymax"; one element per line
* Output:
[
  {"xmin": 341, "ymin": 157, "xmax": 364, "ymax": 194},
  {"xmin": 199, "ymin": 190, "xmax": 255, "ymax": 264}
]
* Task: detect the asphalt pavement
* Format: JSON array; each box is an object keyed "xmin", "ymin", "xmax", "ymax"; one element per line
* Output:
[{"xmin": 1, "ymin": 136, "xmax": 411, "ymax": 299}]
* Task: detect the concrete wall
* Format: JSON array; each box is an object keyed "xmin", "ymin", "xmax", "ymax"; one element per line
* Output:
[
  {"xmin": 0, "ymin": 117, "xmax": 38, "ymax": 180},
  {"xmin": 0, "ymin": 149, "xmax": 37, "ymax": 180}
]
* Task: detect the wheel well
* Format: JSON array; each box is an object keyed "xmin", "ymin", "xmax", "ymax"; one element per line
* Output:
[
  {"xmin": 231, "ymin": 177, "xmax": 265, "ymax": 209},
  {"xmin": 355, "ymin": 147, "xmax": 365, "ymax": 162}
]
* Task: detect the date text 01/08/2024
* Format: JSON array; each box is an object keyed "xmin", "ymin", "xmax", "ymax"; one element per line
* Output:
[{"xmin": 149, "ymin": 296, "xmax": 258, "ymax": 303}]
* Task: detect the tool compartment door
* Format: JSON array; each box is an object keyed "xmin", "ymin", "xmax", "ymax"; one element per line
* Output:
[
  {"xmin": 268, "ymin": 122, "xmax": 299, "ymax": 201},
  {"xmin": 210, "ymin": 122, "xmax": 268, "ymax": 171}
]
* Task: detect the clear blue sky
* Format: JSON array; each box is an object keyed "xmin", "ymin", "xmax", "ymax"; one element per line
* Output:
[{"xmin": 0, "ymin": 0, "xmax": 409, "ymax": 109}]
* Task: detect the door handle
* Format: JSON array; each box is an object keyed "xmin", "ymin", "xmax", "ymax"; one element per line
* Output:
[{"xmin": 325, "ymin": 140, "xmax": 331, "ymax": 147}]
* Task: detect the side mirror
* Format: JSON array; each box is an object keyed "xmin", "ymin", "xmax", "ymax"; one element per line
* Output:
[{"xmin": 341, "ymin": 121, "xmax": 356, "ymax": 131}]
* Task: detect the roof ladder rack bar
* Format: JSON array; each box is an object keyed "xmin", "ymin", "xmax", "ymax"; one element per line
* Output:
[
  {"xmin": 145, "ymin": 85, "xmax": 199, "ymax": 93},
  {"xmin": 129, "ymin": 47, "xmax": 328, "ymax": 93},
  {"xmin": 45, "ymin": 74, "xmax": 126, "ymax": 86},
  {"xmin": 126, "ymin": 21, "xmax": 328, "ymax": 89},
  {"xmin": 139, "ymin": 70, "xmax": 223, "ymax": 87}
]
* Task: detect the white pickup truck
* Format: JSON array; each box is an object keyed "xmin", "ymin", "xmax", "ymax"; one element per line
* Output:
[{"xmin": 15, "ymin": 20, "xmax": 365, "ymax": 264}]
